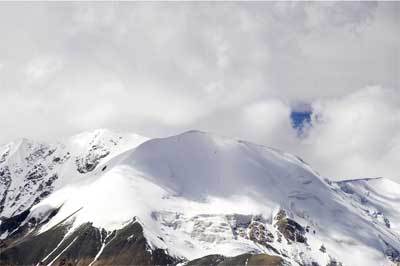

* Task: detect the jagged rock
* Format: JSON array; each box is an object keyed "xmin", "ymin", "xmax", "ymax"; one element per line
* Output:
[
  {"xmin": 26, "ymin": 164, "xmax": 47, "ymax": 180},
  {"xmin": 24, "ymin": 144, "xmax": 47, "ymax": 164},
  {"xmin": 0, "ymin": 166, "xmax": 12, "ymax": 213},
  {"xmin": 0, "ymin": 147, "xmax": 10, "ymax": 164},
  {"xmin": 276, "ymin": 218, "xmax": 307, "ymax": 243},
  {"xmin": 74, "ymin": 131, "xmax": 121, "ymax": 174},
  {"xmin": 75, "ymin": 146, "xmax": 110, "ymax": 174},
  {"xmin": 327, "ymin": 258, "xmax": 343, "ymax": 266},
  {"xmin": 249, "ymin": 221, "xmax": 275, "ymax": 244},
  {"xmin": 275, "ymin": 209, "xmax": 287, "ymax": 221},
  {"xmin": 274, "ymin": 209, "xmax": 307, "ymax": 244},
  {"xmin": 226, "ymin": 214, "xmax": 276, "ymax": 249}
]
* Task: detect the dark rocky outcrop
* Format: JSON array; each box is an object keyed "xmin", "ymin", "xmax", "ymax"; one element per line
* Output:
[
  {"xmin": 0, "ymin": 207, "xmax": 60, "ymax": 252},
  {"xmin": 186, "ymin": 253, "xmax": 285, "ymax": 266},
  {"xmin": 0, "ymin": 213, "xmax": 285, "ymax": 266},
  {"xmin": 93, "ymin": 220, "xmax": 178, "ymax": 266},
  {"xmin": 75, "ymin": 145, "xmax": 110, "ymax": 174},
  {"xmin": 0, "ymin": 209, "xmax": 30, "ymax": 237},
  {"xmin": 0, "ymin": 147, "xmax": 10, "ymax": 164},
  {"xmin": 0, "ymin": 221, "xmax": 70, "ymax": 265},
  {"xmin": 249, "ymin": 220, "xmax": 275, "ymax": 244},
  {"xmin": 276, "ymin": 218, "xmax": 307, "ymax": 243},
  {"xmin": 327, "ymin": 259, "xmax": 343, "ymax": 266},
  {"xmin": 0, "ymin": 218, "xmax": 179, "ymax": 266},
  {"xmin": 274, "ymin": 209, "xmax": 307, "ymax": 244},
  {"xmin": 0, "ymin": 166, "xmax": 11, "ymax": 213}
]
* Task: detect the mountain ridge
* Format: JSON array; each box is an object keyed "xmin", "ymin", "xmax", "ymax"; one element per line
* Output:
[{"xmin": 0, "ymin": 129, "xmax": 399, "ymax": 266}]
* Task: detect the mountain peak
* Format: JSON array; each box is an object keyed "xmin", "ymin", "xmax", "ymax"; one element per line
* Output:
[{"xmin": 1, "ymin": 129, "xmax": 399, "ymax": 266}]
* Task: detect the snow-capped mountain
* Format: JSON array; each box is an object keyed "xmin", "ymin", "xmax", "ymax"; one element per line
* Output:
[
  {"xmin": 0, "ymin": 129, "xmax": 147, "ymax": 219},
  {"xmin": 0, "ymin": 129, "xmax": 399, "ymax": 266}
]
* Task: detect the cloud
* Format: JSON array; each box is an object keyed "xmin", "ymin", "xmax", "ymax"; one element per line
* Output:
[
  {"xmin": 216, "ymin": 87, "xmax": 400, "ymax": 181},
  {"xmin": 0, "ymin": 2, "xmax": 398, "ymax": 181},
  {"xmin": 240, "ymin": 99, "xmax": 295, "ymax": 144},
  {"xmin": 25, "ymin": 55, "xmax": 63, "ymax": 82},
  {"xmin": 303, "ymin": 87, "xmax": 400, "ymax": 180}
]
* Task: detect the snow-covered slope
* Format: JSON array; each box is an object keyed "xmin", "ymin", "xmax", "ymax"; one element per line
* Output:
[
  {"xmin": 0, "ymin": 128, "xmax": 147, "ymax": 218},
  {"xmin": 334, "ymin": 177, "xmax": 400, "ymax": 235},
  {"xmin": 0, "ymin": 130, "xmax": 399, "ymax": 266}
]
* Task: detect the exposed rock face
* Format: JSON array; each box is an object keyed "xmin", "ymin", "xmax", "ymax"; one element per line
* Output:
[
  {"xmin": 0, "ymin": 218, "xmax": 179, "ymax": 266},
  {"xmin": 75, "ymin": 146, "xmax": 110, "ymax": 174},
  {"xmin": 0, "ymin": 146, "xmax": 10, "ymax": 164},
  {"xmin": 326, "ymin": 259, "xmax": 343, "ymax": 266},
  {"xmin": 228, "ymin": 214, "xmax": 275, "ymax": 245},
  {"xmin": 93, "ymin": 220, "xmax": 178, "ymax": 266},
  {"xmin": 0, "ymin": 210, "xmax": 298, "ymax": 266},
  {"xmin": 249, "ymin": 220, "xmax": 275, "ymax": 244},
  {"xmin": 0, "ymin": 219, "xmax": 71, "ymax": 265},
  {"xmin": 0, "ymin": 140, "xmax": 62, "ymax": 218},
  {"xmin": 274, "ymin": 210, "xmax": 307, "ymax": 244},
  {"xmin": 229, "ymin": 215, "xmax": 278, "ymax": 254},
  {"xmin": 0, "ymin": 206, "xmax": 60, "ymax": 252},
  {"xmin": 186, "ymin": 253, "xmax": 285, "ymax": 266},
  {"xmin": 0, "ymin": 166, "xmax": 11, "ymax": 213},
  {"xmin": 74, "ymin": 131, "xmax": 118, "ymax": 174},
  {"xmin": 0, "ymin": 209, "xmax": 31, "ymax": 239},
  {"xmin": 0, "ymin": 129, "xmax": 141, "ymax": 220},
  {"xmin": 275, "ymin": 218, "xmax": 306, "ymax": 244}
]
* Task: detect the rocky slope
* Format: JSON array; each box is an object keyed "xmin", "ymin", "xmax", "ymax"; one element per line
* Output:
[{"xmin": 0, "ymin": 129, "xmax": 399, "ymax": 266}]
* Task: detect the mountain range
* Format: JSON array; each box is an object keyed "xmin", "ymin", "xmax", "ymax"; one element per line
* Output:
[{"xmin": 0, "ymin": 129, "xmax": 399, "ymax": 266}]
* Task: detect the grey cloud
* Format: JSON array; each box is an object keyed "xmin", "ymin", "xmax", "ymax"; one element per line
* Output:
[{"xmin": 0, "ymin": 2, "xmax": 399, "ymax": 181}]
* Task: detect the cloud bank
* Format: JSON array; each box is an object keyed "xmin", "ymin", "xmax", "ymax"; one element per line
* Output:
[{"xmin": 0, "ymin": 2, "xmax": 399, "ymax": 181}]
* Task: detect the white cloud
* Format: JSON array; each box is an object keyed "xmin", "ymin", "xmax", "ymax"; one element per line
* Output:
[
  {"xmin": 240, "ymin": 100, "xmax": 295, "ymax": 144},
  {"xmin": 0, "ymin": 2, "xmax": 399, "ymax": 181},
  {"xmin": 25, "ymin": 55, "xmax": 63, "ymax": 82},
  {"xmin": 302, "ymin": 87, "xmax": 400, "ymax": 180}
]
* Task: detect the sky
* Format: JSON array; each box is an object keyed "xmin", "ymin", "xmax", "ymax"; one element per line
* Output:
[{"xmin": 0, "ymin": 2, "xmax": 399, "ymax": 182}]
